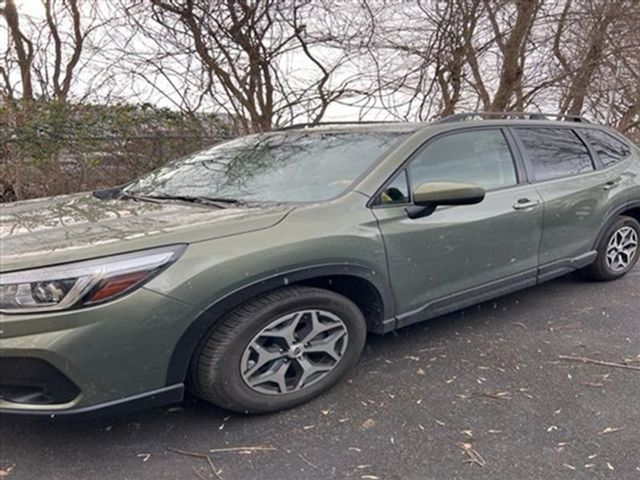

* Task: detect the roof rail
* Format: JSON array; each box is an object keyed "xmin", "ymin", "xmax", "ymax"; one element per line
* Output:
[
  {"xmin": 434, "ymin": 112, "xmax": 590, "ymax": 124},
  {"xmin": 276, "ymin": 120, "xmax": 410, "ymax": 131}
]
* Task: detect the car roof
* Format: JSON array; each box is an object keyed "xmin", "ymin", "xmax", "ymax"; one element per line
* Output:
[
  {"xmin": 275, "ymin": 122, "xmax": 426, "ymax": 134},
  {"xmin": 276, "ymin": 112, "xmax": 604, "ymax": 135}
]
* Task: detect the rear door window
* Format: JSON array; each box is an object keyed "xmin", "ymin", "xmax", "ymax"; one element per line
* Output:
[
  {"xmin": 515, "ymin": 127, "xmax": 594, "ymax": 182},
  {"xmin": 577, "ymin": 129, "xmax": 631, "ymax": 167}
]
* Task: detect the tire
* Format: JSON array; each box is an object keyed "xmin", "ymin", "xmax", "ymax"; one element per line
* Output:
[
  {"xmin": 189, "ymin": 286, "xmax": 367, "ymax": 413},
  {"xmin": 581, "ymin": 215, "xmax": 640, "ymax": 281}
]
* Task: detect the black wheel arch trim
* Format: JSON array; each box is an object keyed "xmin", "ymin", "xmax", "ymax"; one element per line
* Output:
[
  {"xmin": 592, "ymin": 199, "xmax": 640, "ymax": 250},
  {"xmin": 165, "ymin": 263, "xmax": 395, "ymax": 386}
]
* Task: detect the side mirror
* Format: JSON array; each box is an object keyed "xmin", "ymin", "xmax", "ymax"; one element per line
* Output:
[{"xmin": 407, "ymin": 181, "xmax": 486, "ymax": 219}]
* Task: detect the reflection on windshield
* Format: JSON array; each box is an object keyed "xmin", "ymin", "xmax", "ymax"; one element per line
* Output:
[{"xmin": 126, "ymin": 131, "xmax": 408, "ymax": 203}]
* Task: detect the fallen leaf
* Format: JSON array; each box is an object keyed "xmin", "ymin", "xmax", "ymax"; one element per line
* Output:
[
  {"xmin": 361, "ymin": 419, "xmax": 376, "ymax": 430},
  {"xmin": 599, "ymin": 427, "xmax": 624, "ymax": 435},
  {"xmin": 208, "ymin": 446, "xmax": 276, "ymax": 454},
  {"xmin": 0, "ymin": 465, "xmax": 15, "ymax": 477},
  {"xmin": 482, "ymin": 391, "xmax": 512, "ymax": 400},
  {"xmin": 457, "ymin": 442, "xmax": 486, "ymax": 467}
]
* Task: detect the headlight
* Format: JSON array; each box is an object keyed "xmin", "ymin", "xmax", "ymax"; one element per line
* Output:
[{"xmin": 0, "ymin": 245, "xmax": 186, "ymax": 313}]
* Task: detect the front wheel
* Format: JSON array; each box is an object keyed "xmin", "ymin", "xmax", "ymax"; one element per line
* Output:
[
  {"xmin": 581, "ymin": 215, "xmax": 640, "ymax": 281},
  {"xmin": 189, "ymin": 286, "xmax": 367, "ymax": 413}
]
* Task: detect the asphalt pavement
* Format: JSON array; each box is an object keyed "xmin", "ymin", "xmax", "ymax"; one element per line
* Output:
[{"xmin": 1, "ymin": 267, "xmax": 639, "ymax": 480}]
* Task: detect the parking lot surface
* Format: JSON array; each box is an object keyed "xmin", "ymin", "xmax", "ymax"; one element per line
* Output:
[{"xmin": 1, "ymin": 267, "xmax": 639, "ymax": 480}]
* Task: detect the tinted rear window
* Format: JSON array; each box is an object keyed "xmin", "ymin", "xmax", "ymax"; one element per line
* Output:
[
  {"xmin": 515, "ymin": 128, "xmax": 594, "ymax": 182},
  {"xmin": 578, "ymin": 129, "xmax": 631, "ymax": 167}
]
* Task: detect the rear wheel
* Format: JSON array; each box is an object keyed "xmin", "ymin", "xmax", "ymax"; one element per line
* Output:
[
  {"xmin": 189, "ymin": 286, "xmax": 367, "ymax": 413},
  {"xmin": 581, "ymin": 215, "xmax": 640, "ymax": 281}
]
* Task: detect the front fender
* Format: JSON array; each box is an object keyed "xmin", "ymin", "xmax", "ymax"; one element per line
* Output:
[{"xmin": 163, "ymin": 262, "xmax": 394, "ymax": 385}]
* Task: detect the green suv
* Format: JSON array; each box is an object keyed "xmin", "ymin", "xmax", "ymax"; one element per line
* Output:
[{"xmin": 1, "ymin": 112, "xmax": 639, "ymax": 416}]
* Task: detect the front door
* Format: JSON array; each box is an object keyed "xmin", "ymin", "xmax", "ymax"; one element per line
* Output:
[{"xmin": 372, "ymin": 128, "xmax": 543, "ymax": 327}]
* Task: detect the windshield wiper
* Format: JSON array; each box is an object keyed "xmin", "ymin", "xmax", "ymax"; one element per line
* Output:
[
  {"xmin": 125, "ymin": 192, "xmax": 246, "ymax": 208},
  {"xmin": 95, "ymin": 187, "xmax": 247, "ymax": 208},
  {"xmin": 93, "ymin": 187, "xmax": 167, "ymax": 204}
]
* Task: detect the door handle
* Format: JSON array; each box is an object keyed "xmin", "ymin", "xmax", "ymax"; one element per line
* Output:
[{"xmin": 513, "ymin": 199, "xmax": 540, "ymax": 210}]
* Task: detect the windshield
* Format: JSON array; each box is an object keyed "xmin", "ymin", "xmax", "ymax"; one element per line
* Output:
[{"xmin": 125, "ymin": 131, "xmax": 408, "ymax": 203}]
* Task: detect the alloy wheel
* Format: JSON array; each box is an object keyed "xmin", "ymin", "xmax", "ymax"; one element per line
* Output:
[
  {"xmin": 240, "ymin": 309, "xmax": 349, "ymax": 395},
  {"xmin": 606, "ymin": 225, "xmax": 639, "ymax": 272}
]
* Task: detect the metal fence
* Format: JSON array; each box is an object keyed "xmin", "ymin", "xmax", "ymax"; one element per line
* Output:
[{"xmin": 1, "ymin": 135, "xmax": 231, "ymax": 202}]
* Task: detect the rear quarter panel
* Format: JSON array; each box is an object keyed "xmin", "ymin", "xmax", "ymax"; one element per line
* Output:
[
  {"xmin": 534, "ymin": 160, "xmax": 632, "ymax": 265},
  {"xmin": 628, "ymin": 144, "xmax": 640, "ymax": 205}
]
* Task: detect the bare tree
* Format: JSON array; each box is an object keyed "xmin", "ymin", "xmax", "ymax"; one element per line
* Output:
[
  {"xmin": 1, "ymin": 0, "xmax": 35, "ymax": 100},
  {"xmin": 42, "ymin": 0, "xmax": 83, "ymax": 100},
  {"xmin": 554, "ymin": 0, "xmax": 634, "ymax": 116},
  {"xmin": 359, "ymin": 0, "xmax": 550, "ymax": 119},
  {"xmin": 482, "ymin": 0, "xmax": 543, "ymax": 111},
  {"xmin": 0, "ymin": 0, "xmax": 116, "ymax": 103},
  {"xmin": 0, "ymin": 0, "xmax": 120, "ymax": 201},
  {"xmin": 118, "ymin": 0, "xmax": 364, "ymax": 132}
]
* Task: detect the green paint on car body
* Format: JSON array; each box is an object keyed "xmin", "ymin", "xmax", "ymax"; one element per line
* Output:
[{"xmin": 1, "ymin": 117, "xmax": 639, "ymax": 416}]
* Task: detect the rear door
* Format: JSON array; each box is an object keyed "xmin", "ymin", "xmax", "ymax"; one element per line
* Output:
[
  {"xmin": 512, "ymin": 127, "xmax": 627, "ymax": 278},
  {"xmin": 373, "ymin": 127, "xmax": 543, "ymax": 327}
]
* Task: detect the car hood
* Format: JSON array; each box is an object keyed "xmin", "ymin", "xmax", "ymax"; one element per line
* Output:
[{"xmin": 1, "ymin": 193, "xmax": 294, "ymax": 272}]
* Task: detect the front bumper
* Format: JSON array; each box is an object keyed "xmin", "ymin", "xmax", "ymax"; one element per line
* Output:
[
  {"xmin": 0, "ymin": 384, "xmax": 184, "ymax": 418},
  {"xmin": 0, "ymin": 287, "xmax": 200, "ymax": 416}
]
